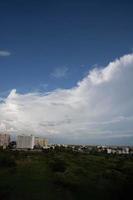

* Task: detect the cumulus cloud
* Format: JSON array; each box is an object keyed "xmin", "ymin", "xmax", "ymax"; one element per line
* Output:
[
  {"xmin": 0, "ymin": 53, "xmax": 133, "ymax": 144},
  {"xmin": 0, "ymin": 50, "xmax": 11, "ymax": 56},
  {"xmin": 51, "ymin": 66, "xmax": 68, "ymax": 78}
]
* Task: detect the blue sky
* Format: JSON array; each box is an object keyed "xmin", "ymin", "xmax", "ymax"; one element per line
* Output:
[
  {"xmin": 0, "ymin": 0, "xmax": 133, "ymax": 94},
  {"xmin": 0, "ymin": 0, "xmax": 133, "ymax": 144}
]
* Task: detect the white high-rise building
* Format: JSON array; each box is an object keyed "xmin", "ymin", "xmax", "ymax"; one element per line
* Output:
[
  {"xmin": 0, "ymin": 133, "xmax": 10, "ymax": 149},
  {"xmin": 17, "ymin": 135, "xmax": 35, "ymax": 149}
]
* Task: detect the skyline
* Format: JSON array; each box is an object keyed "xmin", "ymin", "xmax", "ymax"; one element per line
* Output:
[{"xmin": 0, "ymin": 0, "xmax": 133, "ymax": 144}]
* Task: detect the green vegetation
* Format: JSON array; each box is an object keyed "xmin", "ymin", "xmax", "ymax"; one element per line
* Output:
[{"xmin": 0, "ymin": 149, "xmax": 133, "ymax": 200}]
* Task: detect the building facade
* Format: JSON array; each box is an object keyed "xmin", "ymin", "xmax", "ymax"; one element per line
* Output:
[
  {"xmin": 34, "ymin": 137, "xmax": 48, "ymax": 148},
  {"xmin": 0, "ymin": 133, "xmax": 10, "ymax": 149},
  {"xmin": 17, "ymin": 135, "xmax": 35, "ymax": 149}
]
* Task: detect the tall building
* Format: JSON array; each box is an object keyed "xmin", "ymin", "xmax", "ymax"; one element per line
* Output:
[
  {"xmin": 0, "ymin": 133, "xmax": 10, "ymax": 149},
  {"xmin": 17, "ymin": 135, "xmax": 35, "ymax": 149},
  {"xmin": 34, "ymin": 137, "xmax": 48, "ymax": 148}
]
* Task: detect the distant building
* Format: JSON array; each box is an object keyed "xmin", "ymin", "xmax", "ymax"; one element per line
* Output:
[
  {"xmin": 107, "ymin": 148, "xmax": 112, "ymax": 154},
  {"xmin": 17, "ymin": 135, "xmax": 35, "ymax": 149},
  {"xmin": 0, "ymin": 133, "xmax": 10, "ymax": 149},
  {"xmin": 34, "ymin": 137, "xmax": 48, "ymax": 148},
  {"xmin": 106, "ymin": 147, "xmax": 130, "ymax": 155},
  {"xmin": 122, "ymin": 147, "xmax": 129, "ymax": 154}
]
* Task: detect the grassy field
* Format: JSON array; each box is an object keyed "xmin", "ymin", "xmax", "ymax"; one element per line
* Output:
[{"xmin": 0, "ymin": 149, "xmax": 133, "ymax": 200}]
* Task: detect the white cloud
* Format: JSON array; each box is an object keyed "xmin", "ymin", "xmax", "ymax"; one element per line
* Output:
[
  {"xmin": 51, "ymin": 66, "xmax": 68, "ymax": 78},
  {"xmin": 0, "ymin": 50, "xmax": 11, "ymax": 56},
  {"xmin": 0, "ymin": 53, "xmax": 133, "ymax": 144}
]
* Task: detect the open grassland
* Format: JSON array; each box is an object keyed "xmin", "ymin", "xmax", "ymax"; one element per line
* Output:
[{"xmin": 0, "ymin": 149, "xmax": 133, "ymax": 200}]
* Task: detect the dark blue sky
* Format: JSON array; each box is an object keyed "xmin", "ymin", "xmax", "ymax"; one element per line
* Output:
[{"xmin": 0, "ymin": 0, "xmax": 133, "ymax": 94}]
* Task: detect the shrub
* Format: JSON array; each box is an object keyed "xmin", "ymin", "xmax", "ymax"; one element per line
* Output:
[
  {"xmin": 0, "ymin": 154, "xmax": 16, "ymax": 168},
  {"xmin": 49, "ymin": 157, "xmax": 67, "ymax": 173}
]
